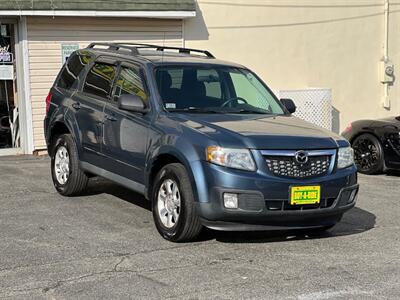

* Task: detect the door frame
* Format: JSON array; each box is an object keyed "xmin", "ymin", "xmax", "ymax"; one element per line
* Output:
[
  {"xmin": 0, "ymin": 17, "xmax": 22, "ymax": 156},
  {"xmin": 0, "ymin": 16, "xmax": 33, "ymax": 156}
]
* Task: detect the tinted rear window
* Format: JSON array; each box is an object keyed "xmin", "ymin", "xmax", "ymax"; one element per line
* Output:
[{"xmin": 57, "ymin": 51, "xmax": 93, "ymax": 90}]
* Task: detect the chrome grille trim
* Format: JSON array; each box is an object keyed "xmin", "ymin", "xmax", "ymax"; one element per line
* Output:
[{"xmin": 260, "ymin": 149, "xmax": 337, "ymax": 178}]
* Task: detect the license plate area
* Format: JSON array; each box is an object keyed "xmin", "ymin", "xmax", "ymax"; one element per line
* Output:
[{"xmin": 290, "ymin": 186, "xmax": 321, "ymax": 205}]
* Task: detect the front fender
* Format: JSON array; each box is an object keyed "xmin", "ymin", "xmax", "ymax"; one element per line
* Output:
[{"xmin": 145, "ymin": 134, "xmax": 208, "ymax": 203}]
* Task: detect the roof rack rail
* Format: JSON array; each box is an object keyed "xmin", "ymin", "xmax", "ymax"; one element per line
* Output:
[
  {"xmin": 87, "ymin": 43, "xmax": 140, "ymax": 55},
  {"xmin": 87, "ymin": 42, "xmax": 215, "ymax": 59},
  {"xmin": 117, "ymin": 43, "xmax": 216, "ymax": 58}
]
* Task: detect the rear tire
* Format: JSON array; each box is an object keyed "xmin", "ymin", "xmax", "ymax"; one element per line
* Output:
[
  {"xmin": 352, "ymin": 133, "xmax": 384, "ymax": 174},
  {"xmin": 50, "ymin": 134, "xmax": 88, "ymax": 196},
  {"xmin": 152, "ymin": 163, "xmax": 202, "ymax": 242}
]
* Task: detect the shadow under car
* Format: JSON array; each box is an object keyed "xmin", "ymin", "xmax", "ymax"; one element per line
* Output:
[{"xmin": 82, "ymin": 177, "xmax": 375, "ymax": 244}]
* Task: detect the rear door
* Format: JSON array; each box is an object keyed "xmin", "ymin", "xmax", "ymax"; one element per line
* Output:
[
  {"xmin": 46, "ymin": 51, "xmax": 94, "ymax": 139},
  {"xmin": 102, "ymin": 61, "xmax": 151, "ymax": 185},
  {"xmin": 72, "ymin": 57, "xmax": 118, "ymax": 165}
]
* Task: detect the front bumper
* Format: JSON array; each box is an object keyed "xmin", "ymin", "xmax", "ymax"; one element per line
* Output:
[
  {"xmin": 197, "ymin": 184, "xmax": 358, "ymax": 231},
  {"xmin": 191, "ymin": 160, "xmax": 358, "ymax": 231}
]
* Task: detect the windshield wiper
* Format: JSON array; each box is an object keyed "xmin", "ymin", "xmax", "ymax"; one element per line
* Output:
[
  {"xmin": 168, "ymin": 107, "xmax": 275, "ymax": 115},
  {"xmin": 168, "ymin": 107, "xmax": 223, "ymax": 114},
  {"xmin": 233, "ymin": 109, "xmax": 271, "ymax": 114}
]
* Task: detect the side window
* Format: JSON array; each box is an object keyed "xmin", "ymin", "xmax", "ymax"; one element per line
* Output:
[
  {"xmin": 83, "ymin": 62, "xmax": 117, "ymax": 99},
  {"xmin": 114, "ymin": 66, "xmax": 148, "ymax": 103},
  {"xmin": 57, "ymin": 51, "xmax": 93, "ymax": 90},
  {"xmin": 197, "ymin": 69, "xmax": 222, "ymax": 99}
]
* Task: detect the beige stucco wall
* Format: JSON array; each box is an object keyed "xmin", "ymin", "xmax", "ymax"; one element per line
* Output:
[
  {"xmin": 185, "ymin": 0, "xmax": 400, "ymax": 132},
  {"xmin": 25, "ymin": 3, "xmax": 400, "ymax": 150},
  {"xmin": 27, "ymin": 16, "xmax": 183, "ymax": 150}
]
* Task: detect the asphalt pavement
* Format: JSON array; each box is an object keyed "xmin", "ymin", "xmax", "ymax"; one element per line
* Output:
[{"xmin": 0, "ymin": 156, "xmax": 399, "ymax": 299}]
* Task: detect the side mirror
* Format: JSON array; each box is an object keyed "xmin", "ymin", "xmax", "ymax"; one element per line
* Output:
[
  {"xmin": 280, "ymin": 98, "xmax": 296, "ymax": 114},
  {"xmin": 118, "ymin": 94, "xmax": 148, "ymax": 114}
]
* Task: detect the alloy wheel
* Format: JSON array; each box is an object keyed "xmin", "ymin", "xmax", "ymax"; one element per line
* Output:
[
  {"xmin": 157, "ymin": 179, "xmax": 181, "ymax": 228},
  {"xmin": 353, "ymin": 137, "xmax": 379, "ymax": 172},
  {"xmin": 54, "ymin": 146, "xmax": 70, "ymax": 185}
]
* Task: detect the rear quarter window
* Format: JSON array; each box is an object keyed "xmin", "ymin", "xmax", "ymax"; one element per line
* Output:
[{"xmin": 56, "ymin": 51, "xmax": 93, "ymax": 90}]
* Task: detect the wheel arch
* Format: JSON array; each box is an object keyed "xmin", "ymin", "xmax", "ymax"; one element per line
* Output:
[
  {"xmin": 48, "ymin": 112, "xmax": 82, "ymax": 157},
  {"xmin": 49, "ymin": 121, "xmax": 70, "ymax": 139},
  {"xmin": 146, "ymin": 150, "xmax": 201, "ymax": 202},
  {"xmin": 349, "ymin": 130, "xmax": 383, "ymax": 145},
  {"xmin": 48, "ymin": 121, "xmax": 71, "ymax": 154}
]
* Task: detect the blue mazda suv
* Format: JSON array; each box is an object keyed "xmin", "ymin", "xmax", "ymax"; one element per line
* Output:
[{"xmin": 44, "ymin": 43, "xmax": 358, "ymax": 242}]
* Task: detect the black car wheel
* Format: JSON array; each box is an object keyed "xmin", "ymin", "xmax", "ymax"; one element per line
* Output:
[
  {"xmin": 352, "ymin": 133, "xmax": 384, "ymax": 174},
  {"xmin": 51, "ymin": 134, "xmax": 89, "ymax": 196},
  {"xmin": 152, "ymin": 163, "xmax": 202, "ymax": 242}
]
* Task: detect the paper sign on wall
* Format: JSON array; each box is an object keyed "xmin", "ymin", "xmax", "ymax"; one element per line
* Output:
[
  {"xmin": 0, "ymin": 45, "xmax": 13, "ymax": 63},
  {"xmin": 61, "ymin": 44, "xmax": 79, "ymax": 64},
  {"xmin": 0, "ymin": 25, "xmax": 7, "ymax": 37},
  {"xmin": 0, "ymin": 65, "xmax": 13, "ymax": 80}
]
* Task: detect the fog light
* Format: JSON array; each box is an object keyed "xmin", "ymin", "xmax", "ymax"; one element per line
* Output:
[
  {"xmin": 224, "ymin": 193, "xmax": 238, "ymax": 209},
  {"xmin": 349, "ymin": 189, "xmax": 358, "ymax": 204}
]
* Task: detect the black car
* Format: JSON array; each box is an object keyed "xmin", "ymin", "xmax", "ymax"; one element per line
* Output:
[
  {"xmin": 44, "ymin": 43, "xmax": 358, "ymax": 242},
  {"xmin": 342, "ymin": 116, "xmax": 400, "ymax": 174}
]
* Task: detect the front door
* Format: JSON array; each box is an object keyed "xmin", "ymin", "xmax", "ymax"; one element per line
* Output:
[
  {"xmin": 102, "ymin": 63, "xmax": 150, "ymax": 184},
  {"xmin": 74, "ymin": 58, "xmax": 117, "ymax": 165}
]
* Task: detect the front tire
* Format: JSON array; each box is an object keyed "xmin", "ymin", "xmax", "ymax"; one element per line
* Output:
[
  {"xmin": 352, "ymin": 133, "xmax": 384, "ymax": 174},
  {"xmin": 50, "ymin": 134, "xmax": 88, "ymax": 196},
  {"xmin": 152, "ymin": 163, "xmax": 202, "ymax": 242}
]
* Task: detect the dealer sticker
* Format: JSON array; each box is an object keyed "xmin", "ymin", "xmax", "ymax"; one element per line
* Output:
[{"xmin": 166, "ymin": 103, "xmax": 176, "ymax": 109}]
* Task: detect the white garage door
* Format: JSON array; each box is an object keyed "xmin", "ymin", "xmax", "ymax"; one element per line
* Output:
[{"xmin": 27, "ymin": 16, "xmax": 183, "ymax": 150}]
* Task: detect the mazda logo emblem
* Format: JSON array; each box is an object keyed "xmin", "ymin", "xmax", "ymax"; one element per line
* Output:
[{"xmin": 295, "ymin": 150, "xmax": 309, "ymax": 164}]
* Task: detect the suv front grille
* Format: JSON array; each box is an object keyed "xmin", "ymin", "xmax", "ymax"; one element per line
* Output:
[{"xmin": 261, "ymin": 150, "xmax": 336, "ymax": 179}]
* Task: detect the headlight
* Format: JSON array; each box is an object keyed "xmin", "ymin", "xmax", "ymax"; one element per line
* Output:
[
  {"xmin": 337, "ymin": 146, "xmax": 355, "ymax": 169},
  {"xmin": 206, "ymin": 146, "xmax": 256, "ymax": 171}
]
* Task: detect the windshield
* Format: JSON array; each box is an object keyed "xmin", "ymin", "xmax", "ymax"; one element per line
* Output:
[{"xmin": 155, "ymin": 65, "xmax": 285, "ymax": 115}]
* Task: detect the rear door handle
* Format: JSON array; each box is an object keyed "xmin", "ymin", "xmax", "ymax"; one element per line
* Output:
[
  {"xmin": 72, "ymin": 102, "xmax": 81, "ymax": 110},
  {"xmin": 105, "ymin": 114, "xmax": 117, "ymax": 122}
]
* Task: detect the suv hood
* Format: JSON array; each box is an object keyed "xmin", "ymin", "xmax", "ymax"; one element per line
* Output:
[{"xmin": 176, "ymin": 114, "xmax": 345, "ymax": 150}]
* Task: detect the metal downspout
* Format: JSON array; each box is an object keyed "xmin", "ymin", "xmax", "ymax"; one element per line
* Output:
[{"xmin": 382, "ymin": 0, "xmax": 390, "ymax": 109}]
